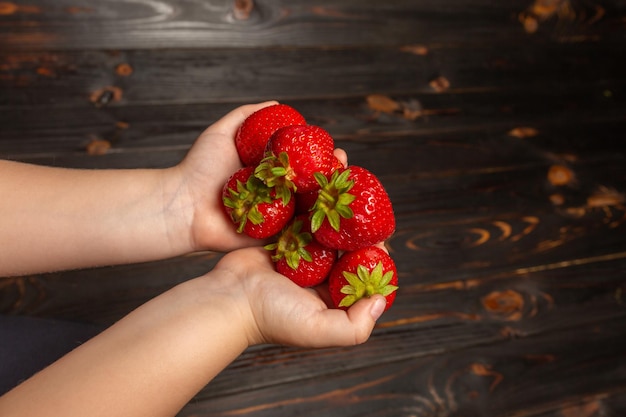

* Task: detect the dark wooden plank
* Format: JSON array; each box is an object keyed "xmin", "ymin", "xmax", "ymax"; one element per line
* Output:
[
  {"xmin": 3, "ymin": 154, "xmax": 624, "ymax": 325},
  {"xmin": 194, "ymin": 257, "xmax": 626, "ymax": 402},
  {"xmin": 177, "ymin": 317, "xmax": 626, "ymax": 417},
  {"xmin": 0, "ymin": 252, "xmax": 220, "ymax": 325},
  {"xmin": 2, "ymin": 122, "xmax": 624, "ymax": 325},
  {"xmin": 1, "ymin": 42, "xmax": 624, "ymax": 108},
  {"xmin": 1, "ymin": 0, "xmax": 623, "ymax": 51},
  {"xmin": 530, "ymin": 390, "xmax": 626, "ymax": 417},
  {"xmin": 1, "ymin": 86, "xmax": 624, "ymax": 160},
  {"xmin": 4, "ymin": 251, "xmax": 625, "ymax": 404},
  {"xmin": 0, "ymin": 1, "xmax": 623, "ymax": 415}
]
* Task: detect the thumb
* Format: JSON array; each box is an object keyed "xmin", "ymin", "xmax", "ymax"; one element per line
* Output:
[
  {"xmin": 347, "ymin": 294, "xmax": 387, "ymax": 343},
  {"xmin": 312, "ymin": 295, "xmax": 386, "ymax": 347}
]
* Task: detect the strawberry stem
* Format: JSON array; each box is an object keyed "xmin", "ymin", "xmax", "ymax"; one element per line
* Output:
[
  {"xmin": 222, "ymin": 175, "xmax": 277, "ymax": 233},
  {"xmin": 310, "ymin": 169, "xmax": 355, "ymax": 233},
  {"xmin": 338, "ymin": 262, "xmax": 398, "ymax": 308},
  {"xmin": 255, "ymin": 152, "xmax": 296, "ymax": 204},
  {"xmin": 265, "ymin": 218, "xmax": 313, "ymax": 270}
]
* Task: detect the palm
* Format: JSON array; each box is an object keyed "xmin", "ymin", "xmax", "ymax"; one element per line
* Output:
[{"xmin": 217, "ymin": 247, "xmax": 380, "ymax": 348}]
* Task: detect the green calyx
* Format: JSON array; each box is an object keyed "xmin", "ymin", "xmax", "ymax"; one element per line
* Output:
[
  {"xmin": 339, "ymin": 262, "xmax": 398, "ymax": 308},
  {"xmin": 310, "ymin": 169, "xmax": 355, "ymax": 233},
  {"xmin": 265, "ymin": 219, "xmax": 313, "ymax": 270},
  {"xmin": 254, "ymin": 152, "xmax": 295, "ymax": 205},
  {"xmin": 222, "ymin": 175, "xmax": 274, "ymax": 233}
]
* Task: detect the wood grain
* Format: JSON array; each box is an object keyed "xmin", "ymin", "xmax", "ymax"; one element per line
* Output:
[
  {"xmin": 1, "ymin": 0, "xmax": 622, "ymax": 50},
  {"xmin": 178, "ymin": 317, "xmax": 626, "ymax": 417},
  {"xmin": 1, "ymin": 86, "xmax": 624, "ymax": 161},
  {"xmin": 1, "ymin": 0, "xmax": 625, "ymax": 415},
  {"xmin": 1, "ymin": 43, "xmax": 624, "ymax": 109}
]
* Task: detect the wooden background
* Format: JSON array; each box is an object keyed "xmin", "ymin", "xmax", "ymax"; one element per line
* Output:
[{"xmin": 1, "ymin": 0, "xmax": 626, "ymax": 415}]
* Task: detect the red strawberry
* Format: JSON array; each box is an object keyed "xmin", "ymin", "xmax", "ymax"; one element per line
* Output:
[
  {"xmin": 331, "ymin": 155, "xmax": 345, "ymax": 172},
  {"xmin": 266, "ymin": 214, "xmax": 337, "ymax": 287},
  {"xmin": 222, "ymin": 166, "xmax": 295, "ymax": 239},
  {"xmin": 295, "ymin": 189, "xmax": 319, "ymax": 215},
  {"xmin": 311, "ymin": 166, "xmax": 395, "ymax": 251},
  {"xmin": 328, "ymin": 246, "xmax": 398, "ymax": 311},
  {"xmin": 235, "ymin": 104, "xmax": 306, "ymax": 167},
  {"xmin": 295, "ymin": 156, "xmax": 345, "ymax": 215},
  {"xmin": 255, "ymin": 125, "xmax": 335, "ymax": 197}
]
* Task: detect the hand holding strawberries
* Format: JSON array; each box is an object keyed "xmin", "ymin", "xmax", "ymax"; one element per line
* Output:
[
  {"xmin": 221, "ymin": 103, "xmax": 399, "ymax": 314},
  {"xmin": 171, "ymin": 101, "xmax": 282, "ymax": 253},
  {"xmin": 213, "ymin": 246, "xmax": 387, "ymax": 347},
  {"xmin": 0, "ymin": 102, "xmax": 396, "ymax": 417}
]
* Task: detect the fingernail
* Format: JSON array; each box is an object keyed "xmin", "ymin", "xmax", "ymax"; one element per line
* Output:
[{"xmin": 370, "ymin": 297, "xmax": 386, "ymax": 321}]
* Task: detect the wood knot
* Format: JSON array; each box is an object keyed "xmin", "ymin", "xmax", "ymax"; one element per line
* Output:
[
  {"xmin": 429, "ymin": 76, "xmax": 450, "ymax": 93},
  {"xmin": 0, "ymin": 2, "xmax": 17, "ymax": 15},
  {"xmin": 507, "ymin": 126, "xmax": 539, "ymax": 138},
  {"xmin": 115, "ymin": 63, "xmax": 133, "ymax": 77},
  {"xmin": 90, "ymin": 86, "xmax": 122, "ymax": 108},
  {"xmin": 0, "ymin": 2, "xmax": 39, "ymax": 14},
  {"xmin": 549, "ymin": 193, "xmax": 565, "ymax": 206},
  {"xmin": 86, "ymin": 138, "xmax": 111, "ymax": 156},
  {"xmin": 482, "ymin": 290, "xmax": 524, "ymax": 321},
  {"xmin": 400, "ymin": 44, "xmax": 429, "ymax": 56},
  {"xmin": 232, "ymin": 0, "xmax": 254, "ymax": 20},
  {"xmin": 366, "ymin": 94, "xmax": 401, "ymax": 114},
  {"xmin": 548, "ymin": 165, "xmax": 574, "ymax": 186}
]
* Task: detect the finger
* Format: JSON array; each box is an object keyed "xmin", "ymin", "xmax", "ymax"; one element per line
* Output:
[
  {"xmin": 333, "ymin": 148, "xmax": 348, "ymax": 168},
  {"xmin": 208, "ymin": 101, "xmax": 279, "ymax": 138},
  {"xmin": 309, "ymin": 295, "xmax": 386, "ymax": 347}
]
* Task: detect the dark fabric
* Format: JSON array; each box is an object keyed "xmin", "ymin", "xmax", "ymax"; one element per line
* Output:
[{"xmin": 0, "ymin": 315, "xmax": 103, "ymax": 395}]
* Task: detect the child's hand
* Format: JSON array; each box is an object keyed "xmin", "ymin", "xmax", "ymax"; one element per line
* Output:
[
  {"xmin": 213, "ymin": 247, "xmax": 386, "ymax": 348},
  {"xmin": 170, "ymin": 102, "xmax": 349, "ymax": 254},
  {"xmin": 172, "ymin": 101, "xmax": 278, "ymax": 252}
]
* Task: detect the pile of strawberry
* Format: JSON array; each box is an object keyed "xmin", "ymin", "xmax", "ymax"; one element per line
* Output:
[{"xmin": 222, "ymin": 104, "xmax": 398, "ymax": 311}]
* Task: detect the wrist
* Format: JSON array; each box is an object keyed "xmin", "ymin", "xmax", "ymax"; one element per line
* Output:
[
  {"xmin": 208, "ymin": 249, "xmax": 272, "ymax": 346},
  {"xmin": 157, "ymin": 165, "xmax": 198, "ymax": 255},
  {"xmin": 192, "ymin": 267, "xmax": 255, "ymax": 349}
]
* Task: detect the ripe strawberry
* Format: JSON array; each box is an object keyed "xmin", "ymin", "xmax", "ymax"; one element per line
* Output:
[
  {"xmin": 295, "ymin": 156, "xmax": 345, "ymax": 215},
  {"xmin": 328, "ymin": 246, "xmax": 398, "ymax": 311},
  {"xmin": 266, "ymin": 214, "xmax": 337, "ymax": 287},
  {"xmin": 222, "ymin": 166, "xmax": 295, "ymax": 239},
  {"xmin": 255, "ymin": 125, "xmax": 335, "ymax": 198},
  {"xmin": 311, "ymin": 166, "xmax": 395, "ymax": 251},
  {"xmin": 235, "ymin": 104, "xmax": 306, "ymax": 166},
  {"xmin": 295, "ymin": 189, "xmax": 319, "ymax": 215}
]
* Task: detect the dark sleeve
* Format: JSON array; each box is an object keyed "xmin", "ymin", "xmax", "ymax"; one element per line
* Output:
[{"xmin": 0, "ymin": 315, "xmax": 103, "ymax": 395}]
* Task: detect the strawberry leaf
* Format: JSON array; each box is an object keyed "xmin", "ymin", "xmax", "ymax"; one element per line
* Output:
[
  {"xmin": 247, "ymin": 206, "xmax": 264, "ymax": 225},
  {"xmin": 310, "ymin": 210, "xmax": 326, "ymax": 233},
  {"xmin": 342, "ymin": 271, "xmax": 362, "ymax": 291},
  {"xmin": 299, "ymin": 247, "xmax": 313, "ymax": 263},
  {"xmin": 334, "ymin": 204, "xmax": 354, "ymax": 220},
  {"xmin": 314, "ymin": 172, "xmax": 328, "ymax": 187},
  {"xmin": 338, "ymin": 295, "xmax": 358, "ymax": 308},
  {"xmin": 269, "ymin": 218, "xmax": 315, "ymax": 271},
  {"xmin": 287, "ymin": 250, "xmax": 301, "ymax": 270},
  {"xmin": 337, "ymin": 261, "xmax": 398, "ymax": 308},
  {"xmin": 381, "ymin": 284, "xmax": 399, "ymax": 297},
  {"xmin": 310, "ymin": 168, "xmax": 355, "ymax": 234},
  {"xmin": 327, "ymin": 210, "xmax": 341, "ymax": 232}
]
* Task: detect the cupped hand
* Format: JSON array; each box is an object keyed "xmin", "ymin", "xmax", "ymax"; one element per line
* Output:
[
  {"xmin": 214, "ymin": 246, "xmax": 386, "ymax": 348},
  {"xmin": 173, "ymin": 101, "xmax": 278, "ymax": 252},
  {"xmin": 170, "ymin": 101, "xmax": 350, "ymax": 254}
]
